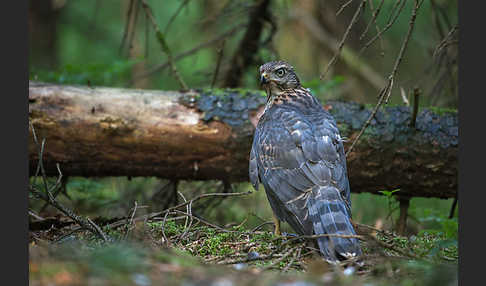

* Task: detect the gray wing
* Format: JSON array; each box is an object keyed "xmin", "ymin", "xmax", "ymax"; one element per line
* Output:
[{"xmin": 250, "ymin": 107, "xmax": 360, "ymax": 261}]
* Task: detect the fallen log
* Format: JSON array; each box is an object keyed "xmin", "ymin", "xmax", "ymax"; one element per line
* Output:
[{"xmin": 28, "ymin": 81, "xmax": 457, "ymax": 199}]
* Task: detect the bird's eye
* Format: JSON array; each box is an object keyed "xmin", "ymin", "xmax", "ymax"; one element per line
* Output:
[{"xmin": 276, "ymin": 68, "xmax": 286, "ymax": 77}]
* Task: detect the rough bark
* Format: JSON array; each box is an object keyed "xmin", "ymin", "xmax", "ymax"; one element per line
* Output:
[{"xmin": 29, "ymin": 81, "xmax": 458, "ymax": 199}]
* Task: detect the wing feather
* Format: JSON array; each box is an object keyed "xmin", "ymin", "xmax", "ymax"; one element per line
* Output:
[{"xmin": 249, "ymin": 97, "xmax": 360, "ymax": 261}]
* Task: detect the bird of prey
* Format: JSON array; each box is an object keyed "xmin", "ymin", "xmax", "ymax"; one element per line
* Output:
[{"xmin": 249, "ymin": 60, "xmax": 362, "ymax": 263}]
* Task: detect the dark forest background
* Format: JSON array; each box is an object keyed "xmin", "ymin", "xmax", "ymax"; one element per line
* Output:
[{"xmin": 28, "ymin": 1, "xmax": 458, "ymax": 285}]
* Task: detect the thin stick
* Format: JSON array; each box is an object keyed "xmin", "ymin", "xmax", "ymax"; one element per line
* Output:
[
  {"xmin": 211, "ymin": 39, "xmax": 226, "ymax": 88},
  {"xmin": 384, "ymin": 0, "xmax": 424, "ymax": 104},
  {"xmin": 144, "ymin": 10, "xmax": 149, "ymax": 58},
  {"xmin": 87, "ymin": 217, "xmax": 109, "ymax": 242},
  {"xmin": 282, "ymin": 246, "xmax": 301, "ymax": 272},
  {"xmin": 251, "ymin": 221, "xmax": 274, "ymax": 232},
  {"xmin": 29, "ymin": 121, "xmax": 109, "ymax": 242},
  {"xmin": 346, "ymin": 0, "xmax": 423, "ymax": 156},
  {"xmin": 84, "ymin": 191, "xmax": 252, "ymax": 233},
  {"xmin": 336, "ymin": 0, "xmax": 355, "ymax": 16},
  {"xmin": 261, "ymin": 246, "xmax": 297, "ymax": 271},
  {"xmin": 367, "ymin": 233, "xmax": 421, "ymax": 260},
  {"xmin": 448, "ymin": 193, "xmax": 458, "ymax": 219},
  {"xmin": 124, "ymin": 201, "xmax": 138, "ymax": 239},
  {"xmin": 433, "ymin": 25, "xmax": 458, "ymax": 59},
  {"xmin": 320, "ymin": 0, "xmax": 366, "ymax": 81},
  {"xmin": 141, "ymin": 0, "xmax": 188, "ymax": 90},
  {"xmin": 161, "ymin": 211, "xmax": 170, "ymax": 245},
  {"xmin": 360, "ymin": 0, "xmax": 385, "ymax": 41},
  {"xmin": 120, "ymin": 0, "xmax": 135, "ymax": 54},
  {"xmin": 359, "ymin": 0, "xmax": 408, "ymax": 54},
  {"xmin": 29, "ymin": 210, "xmax": 45, "ymax": 221},
  {"xmin": 171, "ymin": 209, "xmax": 236, "ymax": 234},
  {"xmin": 163, "ymin": 0, "xmax": 191, "ymax": 35},
  {"xmin": 178, "ymin": 191, "xmax": 189, "ymax": 231},
  {"xmin": 409, "ymin": 87, "xmax": 420, "ymax": 128},
  {"xmin": 126, "ymin": 0, "xmax": 141, "ymax": 55},
  {"xmin": 132, "ymin": 23, "xmax": 245, "ymax": 82}
]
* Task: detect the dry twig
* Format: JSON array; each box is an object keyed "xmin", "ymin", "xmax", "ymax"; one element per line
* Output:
[
  {"xmin": 29, "ymin": 121, "xmax": 109, "ymax": 242},
  {"xmin": 346, "ymin": 0, "xmax": 423, "ymax": 156},
  {"xmin": 360, "ymin": 0, "xmax": 385, "ymax": 42},
  {"xmin": 132, "ymin": 23, "xmax": 245, "ymax": 81},
  {"xmin": 163, "ymin": 0, "xmax": 191, "ymax": 35},
  {"xmin": 211, "ymin": 39, "xmax": 226, "ymax": 88},
  {"xmin": 336, "ymin": 0, "xmax": 355, "ymax": 16},
  {"xmin": 320, "ymin": 0, "xmax": 366, "ymax": 81},
  {"xmin": 359, "ymin": 0, "xmax": 408, "ymax": 54},
  {"xmin": 140, "ymin": 0, "xmax": 188, "ymax": 90}
]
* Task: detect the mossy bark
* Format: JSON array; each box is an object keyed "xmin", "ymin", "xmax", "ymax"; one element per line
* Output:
[{"xmin": 29, "ymin": 81, "xmax": 457, "ymax": 199}]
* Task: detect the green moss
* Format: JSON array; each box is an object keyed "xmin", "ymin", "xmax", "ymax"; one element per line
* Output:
[
  {"xmin": 201, "ymin": 88, "xmax": 266, "ymax": 98},
  {"xmin": 147, "ymin": 220, "xmax": 184, "ymax": 236},
  {"xmin": 425, "ymin": 106, "xmax": 457, "ymax": 115},
  {"xmin": 198, "ymin": 231, "xmax": 235, "ymax": 256}
]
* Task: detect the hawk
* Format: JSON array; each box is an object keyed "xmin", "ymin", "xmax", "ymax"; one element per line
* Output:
[{"xmin": 249, "ymin": 61, "xmax": 362, "ymax": 262}]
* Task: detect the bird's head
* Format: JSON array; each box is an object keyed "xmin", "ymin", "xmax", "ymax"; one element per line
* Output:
[{"xmin": 258, "ymin": 61, "xmax": 301, "ymax": 94}]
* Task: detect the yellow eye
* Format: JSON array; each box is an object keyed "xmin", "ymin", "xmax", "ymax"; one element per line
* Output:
[{"xmin": 276, "ymin": 68, "xmax": 286, "ymax": 77}]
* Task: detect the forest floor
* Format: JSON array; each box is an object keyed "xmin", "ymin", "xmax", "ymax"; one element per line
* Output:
[{"xmin": 29, "ymin": 211, "xmax": 458, "ymax": 286}]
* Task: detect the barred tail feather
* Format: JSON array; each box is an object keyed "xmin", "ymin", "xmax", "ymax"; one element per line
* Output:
[{"xmin": 307, "ymin": 195, "xmax": 362, "ymax": 262}]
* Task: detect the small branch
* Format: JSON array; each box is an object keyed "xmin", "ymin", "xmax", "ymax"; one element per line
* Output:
[
  {"xmin": 346, "ymin": 0, "xmax": 422, "ymax": 156},
  {"xmin": 132, "ymin": 23, "xmax": 245, "ymax": 81},
  {"xmin": 119, "ymin": 0, "xmax": 136, "ymax": 55},
  {"xmin": 126, "ymin": 0, "xmax": 141, "ymax": 55},
  {"xmin": 320, "ymin": 0, "xmax": 366, "ymax": 81},
  {"xmin": 367, "ymin": 233, "xmax": 421, "ymax": 260},
  {"xmin": 124, "ymin": 201, "xmax": 138, "ymax": 240},
  {"xmin": 359, "ymin": 0, "xmax": 408, "ymax": 54},
  {"xmin": 251, "ymin": 221, "xmax": 274, "ymax": 232},
  {"xmin": 433, "ymin": 25, "xmax": 458, "ymax": 59},
  {"xmin": 360, "ymin": 0, "xmax": 385, "ymax": 41},
  {"xmin": 282, "ymin": 246, "xmax": 301, "ymax": 272},
  {"xmin": 291, "ymin": 9, "xmax": 386, "ymax": 91},
  {"xmin": 144, "ymin": 9, "xmax": 150, "ymax": 58},
  {"xmin": 160, "ymin": 211, "xmax": 171, "ymax": 245},
  {"xmin": 261, "ymin": 245, "xmax": 299, "ymax": 271},
  {"xmin": 163, "ymin": 0, "xmax": 191, "ymax": 35},
  {"xmin": 29, "ymin": 121, "xmax": 108, "ymax": 242},
  {"xmin": 409, "ymin": 87, "xmax": 420, "ymax": 128},
  {"xmin": 336, "ymin": 0, "xmax": 355, "ymax": 16},
  {"xmin": 448, "ymin": 193, "xmax": 458, "ymax": 219},
  {"xmin": 140, "ymin": 0, "xmax": 188, "ymax": 90},
  {"xmin": 395, "ymin": 196, "xmax": 410, "ymax": 235},
  {"xmin": 87, "ymin": 217, "xmax": 109, "ymax": 242},
  {"xmin": 29, "ymin": 210, "xmax": 45, "ymax": 221},
  {"xmin": 211, "ymin": 39, "xmax": 226, "ymax": 88}
]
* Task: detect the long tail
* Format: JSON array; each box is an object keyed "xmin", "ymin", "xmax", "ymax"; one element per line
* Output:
[{"xmin": 307, "ymin": 187, "xmax": 362, "ymax": 262}]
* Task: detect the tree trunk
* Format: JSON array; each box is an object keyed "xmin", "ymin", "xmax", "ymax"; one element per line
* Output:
[{"xmin": 29, "ymin": 81, "xmax": 458, "ymax": 199}]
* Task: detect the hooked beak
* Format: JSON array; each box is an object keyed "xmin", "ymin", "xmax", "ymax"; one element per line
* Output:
[{"xmin": 260, "ymin": 73, "xmax": 269, "ymax": 85}]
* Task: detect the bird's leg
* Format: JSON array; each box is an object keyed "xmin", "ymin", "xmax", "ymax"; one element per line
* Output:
[{"xmin": 272, "ymin": 213, "xmax": 281, "ymax": 236}]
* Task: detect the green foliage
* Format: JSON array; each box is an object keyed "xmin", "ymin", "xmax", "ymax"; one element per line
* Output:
[
  {"xmin": 198, "ymin": 231, "xmax": 234, "ymax": 256},
  {"xmin": 30, "ymin": 60, "xmax": 139, "ymax": 86},
  {"xmin": 302, "ymin": 76, "xmax": 346, "ymax": 102},
  {"xmin": 148, "ymin": 220, "xmax": 185, "ymax": 237},
  {"xmin": 377, "ymin": 189, "xmax": 401, "ymax": 224},
  {"xmin": 378, "ymin": 188, "xmax": 401, "ymax": 198},
  {"xmin": 87, "ymin": 244, "xmax": 148, "ymax": 277},
  {"xmin": 303, "ymin": 76, "xmax": 345, "ymax": 94}
]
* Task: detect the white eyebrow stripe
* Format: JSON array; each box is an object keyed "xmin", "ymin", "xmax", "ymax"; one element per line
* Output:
[{"xmin": 273, "ymin": 65, "xmax": 287, "ymax": 70}]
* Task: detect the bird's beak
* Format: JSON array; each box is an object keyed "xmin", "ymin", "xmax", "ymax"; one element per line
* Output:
[{"xmin": 260, "ymin": 73, "xmax": 269, "ymax": 85}]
